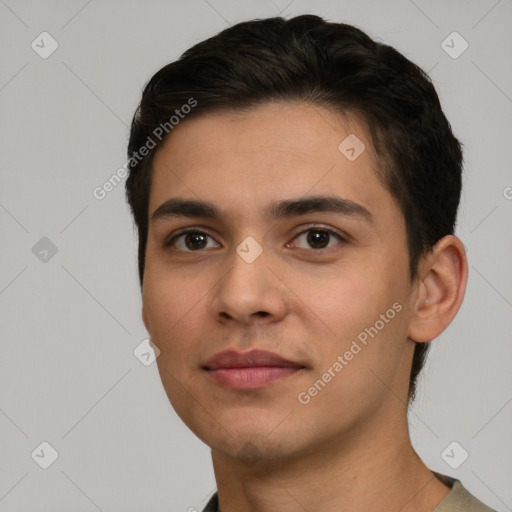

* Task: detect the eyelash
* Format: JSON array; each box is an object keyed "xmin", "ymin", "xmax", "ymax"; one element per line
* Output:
[{"xmin": 164, "ymin": 225, "xmax": 348, "ymax": 252}]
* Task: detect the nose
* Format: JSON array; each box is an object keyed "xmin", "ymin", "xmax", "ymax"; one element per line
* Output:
[{"xmin": 211, "ymin": 246, "xmax": 288, "ymax": 326}]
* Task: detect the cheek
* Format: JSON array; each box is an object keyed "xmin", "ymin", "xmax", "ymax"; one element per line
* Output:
[
  {"xmin": 143, "ymin": 250, "xmax": 207, "ymax": 328},
  {"xmin": 296, "ymin": 262, "xmax": 410, "ymax": 378},
  {"xmin": 142, "ymin": 272, "xmax": 207, "ymax": 365},
  {"xmin": 296, "ymin": 265, "xmax": 393, "ymax": 337}
]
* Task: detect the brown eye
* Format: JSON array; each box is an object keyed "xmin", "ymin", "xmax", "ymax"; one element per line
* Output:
[
  {"xmin": 184, "ymin": 232, "xmax": 208, "ymax": 250},
  {"xmin": 291, "ymin": 228, "xmax": 344, "ymax": 250},
  {"xmin": 168, "ymin": 230, "xmax": 220, "ymax": 251},
  {"xmin": 307, "ymin": 230, "xmax": 330, "ymax": 249}
]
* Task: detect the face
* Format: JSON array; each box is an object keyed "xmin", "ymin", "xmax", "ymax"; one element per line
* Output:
[{"xmin": 142, "ymin": 102, "xmax": 419, "ymax": 462}]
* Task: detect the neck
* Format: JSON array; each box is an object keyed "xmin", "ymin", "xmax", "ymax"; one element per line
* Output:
[{"xmin": 210, "ymin": 406, "xmax": 450, "ymax": 512}]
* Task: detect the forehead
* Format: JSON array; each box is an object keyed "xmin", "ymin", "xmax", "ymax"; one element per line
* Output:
[{"xmin": 148, "ymin": 102, "xmax": 395, "ymax": 222}]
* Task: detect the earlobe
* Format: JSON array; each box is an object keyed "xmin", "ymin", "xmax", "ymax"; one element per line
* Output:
[
  {"xmin": 142, "ymin": 306, "xmax": 150, "ymax": 332},
  {"xmin": 408, "ymin": 235, "xmax": 468, "ymax": 343}
]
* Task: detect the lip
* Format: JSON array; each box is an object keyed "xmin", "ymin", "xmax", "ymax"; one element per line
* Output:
[{"xmin": 203, "ymin": 349, "xmax": 305, "ymax": 389}]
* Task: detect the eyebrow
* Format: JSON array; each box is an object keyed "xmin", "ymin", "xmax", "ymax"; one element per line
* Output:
[{"xmin": 150, "ymin": 195, "xmax": 372, "ymax": 224}]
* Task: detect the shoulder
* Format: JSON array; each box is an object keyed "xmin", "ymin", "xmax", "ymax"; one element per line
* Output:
[
  {"xmin": 201, "ymin": 475, "xmax": 498, "ymax": 512},
  {"xmin": 432, "ymin": 472, "xmax": 497, "ymax": 512}
]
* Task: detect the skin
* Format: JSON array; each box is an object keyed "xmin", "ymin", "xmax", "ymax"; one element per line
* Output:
[{"xmin": 141, "ymin": 102, "xmax": 468, "ymax": 512}]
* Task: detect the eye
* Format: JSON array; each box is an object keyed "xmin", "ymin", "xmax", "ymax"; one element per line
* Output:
[
  {"xmin": 167, "ymin": 230, "xmax": 220, "ymax": 251},
  {"xmin": 288, "ymin": 227, "xmax": 345, "ymax": 250}
]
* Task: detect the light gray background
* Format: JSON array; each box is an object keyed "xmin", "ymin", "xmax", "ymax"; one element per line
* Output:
[{"xmin": 1, "ymin": 0, "xmax": 511, "ymax": 511}]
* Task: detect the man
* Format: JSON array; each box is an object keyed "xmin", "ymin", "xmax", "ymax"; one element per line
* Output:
[{"xmin": 125, "ymin": 15, "xmax": 496, "ymax": 512}]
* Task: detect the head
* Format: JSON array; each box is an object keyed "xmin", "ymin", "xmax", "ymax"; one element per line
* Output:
[{"xmin": 125, "ymin": 15, "xmax": 466, "ymax": 462}]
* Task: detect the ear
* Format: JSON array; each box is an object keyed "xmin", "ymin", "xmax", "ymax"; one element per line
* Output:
[{"xmin": 408, "ymin": 235, "xmax": 468, "ymax": 343}]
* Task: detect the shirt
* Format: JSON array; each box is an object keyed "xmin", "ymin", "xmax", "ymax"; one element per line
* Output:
[{"xmin": 201, "ymin": 472, "xmax": 497, "ymax": 512}]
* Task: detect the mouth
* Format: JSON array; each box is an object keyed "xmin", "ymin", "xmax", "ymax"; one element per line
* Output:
[{"xmin": 203, "ymin": 349, "xmax": 306, "ymax": 389}]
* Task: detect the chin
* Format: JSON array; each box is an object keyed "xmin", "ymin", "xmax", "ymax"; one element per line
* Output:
[
  {"xmin": 212, "ymin": 432, "xmax": 296, "ymax": 462},
  {"xmin": 185, "ymin": 409, "xmax": 296, "ymax": 458}
]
